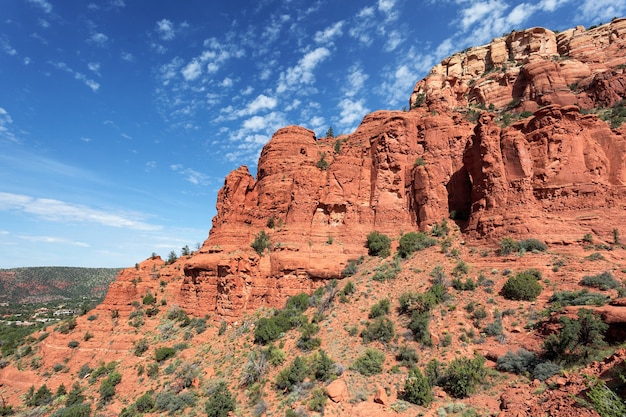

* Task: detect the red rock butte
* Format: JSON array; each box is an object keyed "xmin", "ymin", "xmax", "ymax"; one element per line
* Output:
[{"xmin": 103, "ymin": 19, "xmax": 626, "ymax": 321}]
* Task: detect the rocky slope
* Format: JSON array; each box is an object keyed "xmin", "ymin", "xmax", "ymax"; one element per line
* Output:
[{"xmin": 3, "ymin": 19, "xmax": 626, "ymax": 417}]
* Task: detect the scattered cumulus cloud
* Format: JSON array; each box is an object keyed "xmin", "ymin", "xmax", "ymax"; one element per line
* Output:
[
  {"xmin": 276, "ymin": 47, "xmax": 331, "ymax": 93},
  {"xmin": 170, "ymin": 165, "xmax": 211, "ymax": 185},
  {"xmin": 0, "ymin": 192, "xmax": 161, "ymax": 231},
  {"xmin": 314, "ymin": 21, "xmax": 344, "ymax": 44},
  {"xmin": 88, "ymin": 62, "xmax": 101, "ymax": 75},
  {"xmin": 27, "ymin": 0, "xmax": 52, "ymax": 14},
  {"xmin": 156, "ymin": 19, "xmax": 176, "ymax": 40},
  {"xmin": 0, "ymin": 36, "xmax": 17, "ymax": 56},
  {"xmin": 0, "ymin": 108, "xmax": 20, "ymax": 144},
  {"xmin": 88, "ymin": 33, "xmax": 109, "ymax": 47},
  {"xmin": 121, "ymin": 51, "xmax": 134, "ymax": 62}
]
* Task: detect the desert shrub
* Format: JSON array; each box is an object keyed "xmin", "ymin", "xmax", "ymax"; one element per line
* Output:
[
  {"xmin": 519, "ymin": 238, "xmax": 548, "ymax": 252},
  {"xmin": 135, "ymin": 392, "xmax": 155, "ymax": 413},
  {"xmin": 263, "ymin": 344, "xmax": 286, "ymax": 366},
  {"xmin": 50, "ymin": 404, "xmax": 91, "ymax": 417},
  {"xmin": 240, "ymin": 351, "xmax": 268, "ymax": 387},
  {"xmin": 396, "ymin": 345, "xmax": 419, "ymax": 367},
  {"xmin": 205, "ymin": 382, "xmax": 235, "ymax": 417},
  {"xmin": 339, "ymin": 280, "xmax": 356, "ymax": 302},
  {"xmin": 361, "ymin": 317, "xmax": 395, "ymax": 344},
  {"xmin": 134, "ymin": 339, "xmax": 149, "ymax": 357},
  {"xmin": 254, "ymin": 317, "xmax": 283, "ymax": 345},
  {"xmin": 275, "ymin": 356, "xmax": 308, "ymax": 391},
  {"xmin": 549, "ymin": 290, "xmax": 609, "ymax": 307},
  {"xmin": 372, "ymin": 259, "xmax": 401, "ymax": 281},
  {"xmin": 452, "ymin": 260, "xmax": 469, "ymax": 277},
  {"xmin": 296, "ymin": 322, "xmax": 321, "ymax": 351},
  {"xmin": 430, "ymin": 219, "xmax": 450, "ymax": 237},
  {"xmin": 496, "ymin": 349, "xmax": 537, "ymax": 374},
  {"xmin": 498, "ymin": 237, "xmax": 519, "ymax": 255},
  {"xmin": 311, "ymin": 349, "xmax": 335, "ymax": 381},
  {"xmin": 369, "ymin": 299, "xmax": 390, "ymax": 318},
  {"xmin": 501, "ymin": 270, "xmax": 542, "ymax": 301},
  {"xmin": 68, "ymin": 340, "xmax": 79, "ymax": 348},
  {"xmin": 366, "ymin": 231, "xmax": 391, "ymax": 257},
  {"xmin": 581, "ymin": 378, "xmax": 626, "ymax": 417},
  {"xmin": 308, "ymin": 387, "xmax": 327, "ymax": 412},
  {"xmin": 397, "ymin": 232, "xmax": 437, "ymax": 258},
  {"xmin": 27, "ymin": 384, "xmax": 53, "ymax": 406},
  {"xmin": 352, "ymin": 348, "xmax": 385, "ymax": 376},
  {"xmin": 532, "ymin": 361, "xmax": 562, "ymax": 381},
  {"xmin": 286, "ymin": 293, "xmax": 310, "ymax": 312},
  {"xmin": 544, "ymin": 308, "xmax": 608, "ymax": 360},
  {"xmin": 99, "ymin": 371, "xmax": 121, "ymax": 404},
  {"xmin": 451, "ymin": 277, "xmax": 476, "ymax": 291},
  {"xmin": 580, "ymin": 271, "xmax": 620, "ymax": 290},
  {"xmin": 251, "ymin": 231, "xmax": 271, "ymax": 255},
  {"xmin": 404, "ymin": 367, "xmax": 433, "ymax": 406},
  {"xmin": 57, "ymin": 317, "xmax": 77, "ymax": 334},
  {"xmin": 441, "ymin": 355, "xmax": 486, "ymax": 398},
  {"xmin": 342, "ymin": 257, "xmax": 363, "ymax": 277},
  {"xmin": 155, "ymin": 347, "xmax": 176, "ymax": 362},
  {"xmin": 142, "ymin": 292, "xmax": 156, "ymax": 305},
  {"xmin": 408, "ymin": 311, "xmax": 432, "ymax": 346},
  {"xmin": 398, "ymin": 290, "xmax": 437, "ymax": 315},
  {"xmin": 484, "ymin": 320, "xmax": 503, "ymax": 337},
  {"xmin": 154, "ymin": 390, "xmax": 195, "ymax": 414}
]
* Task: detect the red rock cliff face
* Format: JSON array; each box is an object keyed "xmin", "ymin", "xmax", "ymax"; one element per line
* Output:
[{"xmin": 100, "ymin": 21, "xmax": 626, "ymax": 320}]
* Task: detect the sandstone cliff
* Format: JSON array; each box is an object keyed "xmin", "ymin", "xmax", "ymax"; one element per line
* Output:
[{"xmin": 96, "ymin": 20, "xmax": 626, "ymax": 322}]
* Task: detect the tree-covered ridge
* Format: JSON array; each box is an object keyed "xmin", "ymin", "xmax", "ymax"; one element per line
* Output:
[{"xmin": 0, "ymin": 267, "xmax": 121, "ymax": 303}]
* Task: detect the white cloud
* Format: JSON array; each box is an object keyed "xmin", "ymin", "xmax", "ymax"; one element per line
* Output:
[
  {"xmin": 0, "ymin": 107, "xmax": 19, "ymax": 144},
  {"xmin": 18, "ymin": 235, "xmax": 90, "ymax": 247},
  {"xmin": 181, "ymin": 59, "xmax": 202, "ymax": 81},
  {"xmin": 27, "ymin": 0, "xmax": 52, "ymax": 14},
  {"xmin": 220, "ymin": 77, "xmax": 234, "ymax": 88},
  {"xmin": 88, "ymin": 33, "xmax": 109, "ymax": 47},
  {"xmin": 579, "ymin": 0, "xmax": 626, "ymax": 23},
  {"xmin": 88, "ymin": 62, "xmax": 101, "ymax": 75},
  {"xmin": 385, "ymin": 30, "xmax": 403, "ymax": 52},
  {"xmin": 276, "ymin": 47, "xmax": 331, "ymax": 93},
  {"xmin": 314, "ymin": 21, "xmax": 344, "ymax": 44},
  {"xmin": 156, "ymin": 19, "xmax": 176, "ymax": 40},
  {"xmin": 378, "ymin": 0, "xmax": 399, "ymax": 22},
  {"xmin": 338, "ymin": 98, "xmax": 368, "ymax": 130},
  {"xmin": 243, "ymin": 94, "xmax": 277, "ymax": 115},
  {"xmin": 0, "ymin": 36, "xmax": 17, "ymax": 56},
  {"xmin": 0, "ymin": 192, "xmax": 161, "ymax": 231},
  {"xmin": 170, "ymin": 165, "xmax": 211, "ymax": 185},
  {"xmin": 344, "ymin": 65, "xmax": 369, "ymax": 97},
  {"xmin": 121, "ymin": 51, "xmax": 134, "ymax": 62}
]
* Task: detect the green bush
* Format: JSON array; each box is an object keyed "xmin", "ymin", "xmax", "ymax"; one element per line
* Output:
[
  {"xmin": 285, "ymin": 293, "xmax": 310, "ymax": 312},
  {"xmin": 275, "ymin": 356, "xmax": 308, "ymax": 391},
  {"xmin": 519, "ymin": 238, "xmax": 548, "ymax": 252},
  {"xmin": 397, "ymin": 232, "xmax": 437, "ymax": 258},
  {"xmin": 498, "ymin": 237, "xmax": 519, "ymax": 255},
  {"xmin": 543, "ymin": 308, "xmax": 608, "ymax": 360},
  {"xmin": 251, "ymin": 231, "xmax": 271, "ymax": 255},
  {"xmin": 369, "ymin": 299, "xmax": 390, "ymax": 318},
  {"xmin": 154, "ymin": 391, "xmax": 196, "ymax": 414},
  {"xmin": 549, "ymin": 290, "xmax": 609, "ymax": 307},
  {"xmin": 404, "ymin": 367, "xmax": 433, "ymax": 406},
  {"xmin": 366, "ymin": 231, "xmax": 391, "ymax": 257},
  {"xmin": 142, "ymin": 292, "xmax": 156, "ymax": 305},
  {"xmin": 205, "ymin": 382, "xmax": 236, "ymax": 417},
  {"xmin": 408, "ymin": 311, "xmax": 432, "ymax": 346},
  {"xmin": 99, "ymin": 371, "xmax": 121, "ymax": 404},
  {"xmin": 311, "ymin": 349, "xmax": 335, "ymax": 381},
  {"xmin": 396, "ymin": 345, "xmax": 419, "ymax": 367},
  {"xmin": 65, "ymin": 382, "xmax": 85, "ymax": 408},
  {"xmin": 68, "ymin": 340, "xmax": 79, "ymax": 348},
  {"xmin": 441, "ymin": 355, "xmax": 486, "ymax": 398},
  {"xmin": 296, "ymin": 322, "xmax": 321, "ymax": 351},
  {"xmin": 352, "ymin": 348, "xmax": 385, "ymax": 376},
  {"xmin": 372, "ymin": 259, "xmax": 401, "ymax": 281},
  {"xmin": 134, "ymin": 339, "xmax": 149, "ymax": 357},
  {"xmin": 582, "ymin": 378, "xmax": 626, "ymax": 417},
  {"xmin": 361, "ymin": 317, "xmax": 395, "ymax": 344},
  {"xmin": 580, "ymin": 271, "xmax": 620, "ymax": 290},
  {"xmin": 50, "ymin": 404, "xmax": 91, "ymax": 417},
  {"xmin": 155, "ymin": 346, "xmax": 176, "ymax": 362},
  {"xmin": 501, "ymin": 270, "xmax": 542, "ymax": 301},
  {"xmin": 135, "ymin": 392, "xmax": 155, "ymax": 413},
  {"xmin": 254, "ymin": 317, "xmax": 283, "ymax": 345}
]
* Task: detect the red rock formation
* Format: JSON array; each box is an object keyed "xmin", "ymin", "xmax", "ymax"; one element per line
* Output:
[{"xmin": 95, "ymin": 21, "xmax": 626, "ymax": 321}]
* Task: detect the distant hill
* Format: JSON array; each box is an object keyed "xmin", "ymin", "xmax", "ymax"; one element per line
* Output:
[{"xmin": 0, "ymin": 267, "xmax": 121, "ymax": 304}]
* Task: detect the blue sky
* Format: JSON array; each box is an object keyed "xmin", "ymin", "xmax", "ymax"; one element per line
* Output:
[{"xmin": 0, "ymin": 0, "xmax": 624, "ymax": 268}]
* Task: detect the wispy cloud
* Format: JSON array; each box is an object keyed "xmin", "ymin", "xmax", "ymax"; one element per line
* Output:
[
  {"xmin": 17, "ymin": 235, "xmax": 90, "ymax": 247},
  {"xmin": 27, "ymin": 0, "xmax": 52, "ymax": 14},
  {"xmin": 0, "ymin": 36, "xmax": 17, "ymax": 56},
  {"xmin": 579, "ymin": 0, "xmax": 626, "ymax": 23},
  {"xmin": 0, "ymin": 192, "xmax": 161, "ymax": 231},
  {"xmin": 50, "ymin": 61, "xmax": 100, "ymax": 92},
  {"xmin": 314, "ymin": 21, "xmax": 344, "ymax": 44},
  {"xmin": 121, "ymin": 51, "xmax": 134, "ymax": 62},
  {"xmin": 170, "ymin": 165, "xmax": 211, "ymax": 185},
  {"xmin": 0, "ymin": 108, "xmax": 20, "ymax": 144}
]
